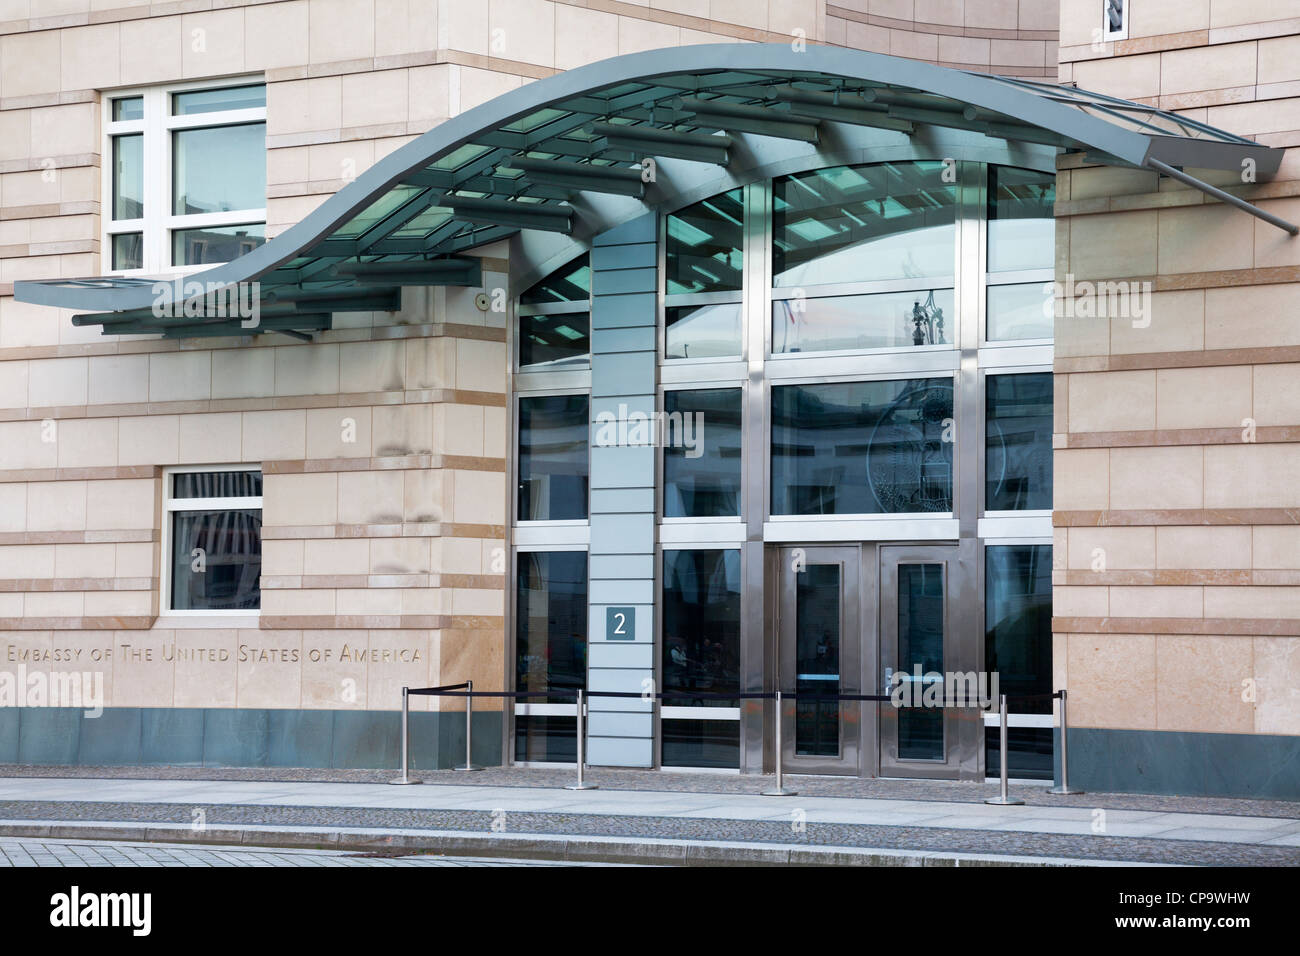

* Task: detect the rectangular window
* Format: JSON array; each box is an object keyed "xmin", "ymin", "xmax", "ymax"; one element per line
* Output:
[
  {"xmin": 772, "ymin": 288, "xmax": 955, "ymax": 355},
  {"xmin": 987, "ymin": 166, "xmax": 1055, "ymax": 273},
  {"xmin": 665, "ymin": 190, "xmax": 743, "ymax": 295},
  {"xmin": 105, "ymin": 80, "xmax": 267, "ymax": 274},
  {"xmin": 985, "ymin": 373, "xmax": 1053, "ymax": 511},
  {"xmin": 517, "ymin": 394, "xmax": 589, "ymax": 521},
  {"xmin": 987, "ymin": 282, "xmax": 1054, "ymax": 342},
  {"xmin": 519, "ymin": 255, "xmax": 590, "ymax": 370},
  {"xmin": 984, "ymin": 544, "xmax": 1053, "ymax": 779},
  {"xmin": 663, "ymin": 388, "xmax": 742, "ymax": 518},
  {"xmin": 662, "ymin": 549, "xmax": 741, "ymax": 768},
  {"xmin": 665, "ymin": 302, "xmax": 742, "ymax": 360},
  {"xmin": 771, "ymin": 379, "xmax": 954, "ymax": 515},
  {"xmin": 164, "ymin": 468, "xmax": 262, "ymax": 612},
  {"xmin": 515, "ymin": 551, "xmax": 588, "ymax": 763}
]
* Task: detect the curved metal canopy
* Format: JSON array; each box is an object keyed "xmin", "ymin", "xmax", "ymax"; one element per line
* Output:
[{"xmin": 16, "ymin": 42, "xmax": 1286, "ymax": 338}]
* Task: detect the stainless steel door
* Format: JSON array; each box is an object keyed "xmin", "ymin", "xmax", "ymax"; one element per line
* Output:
[
  {"xmin": 878, "ymin": 543, "xmax": 981, "ymax": 779},
  {"xmin": 775, "ymin": 545, "xmax": 861, "ymax": 775}
]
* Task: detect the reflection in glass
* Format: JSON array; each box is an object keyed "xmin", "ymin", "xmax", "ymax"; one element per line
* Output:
[
  {"xmin": 173, "ymin": 224, "xmax": 266, "ymax": 266},
  {"xmin": 520, "ymin": 255, "xmax": 590, "ymax": 305},
  {"xmin": 665, "ymin": 189, "xmax": 743, "ymax": 294},
  {"xmin": 662, "ymin": 720, "xmax": 740, "ymax": 769},
  {"xmin": 986, "ymin": 373, "xmax": 1053, "ymax": 511},
  {"xmin": 988, "ymin": 166, "xmax": 1055, "ymax": 272},
  {"xmin": 773, "ymin": 162, "xmax": 956, "ymax": 287},
  {"xmin": 665, "ymin": 302, "xmax": 742, "ymax": 359},
  {"xmin": 515, "ymin": 551, "xmax": 587, "ymax": 762},
  {"xmin": 985, "ymin": 545, "xmax": 1053, "ymax": 779},
  {"xmin": 174, "ymin": 470, "xmax": 262, "ymax": 498},
  {"xmin": 112, "ymin": 233, "xmax": 143, "ymax": 271},
  {"xmin": 113, "ymin": 97, "xmax": 143, "ymax": 121},
  {"xmin": 662, "ymin": 550, "xmax": 740, "ymax": 700},
  {"xmin": 519, "ymin": 313, "xmax": 590, "ymax": 369},
  {"xmin": 771, "ymin": 379, "xmax": 954, "ymax": 515},
  {"xmin": 795, "ymin": 563, "xmax": 840, "ymax": 756},
  {"xmin": 897, "ymin": 563, "xmax": 944, "ymax": 760},
  {"xmin": 173, "ymin": 84, "xmax": 266, "ymax": 115},
  {"xmin": 987, "ymin": 282, "xmax": 1054, "ymax": 341},
  {"xmin": 663, "ymin": 389, "xmax": 741, "ymax": 518},
  {"xmin": 518, "ymin": 394, "xmax": 589, "ymax": 521},
  {"xmin": 171, "ymin": 509, "xmax": 261, "ymax": 610},
  {"xmin": 172, "ymin": 123, "xmax": 266, "ymax": 215},
  {"xmin": 773, "ymin": 288, "xmax": 954, "ymax": 354},
  {"xmin": 112, "ymin": 134, "xmax": 143, "ymax": 220}
]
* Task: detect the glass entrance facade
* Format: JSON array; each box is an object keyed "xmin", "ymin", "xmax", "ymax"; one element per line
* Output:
[{"xmin": 510, "ymin": 159, "xmax": 1056, "ymax": 779}]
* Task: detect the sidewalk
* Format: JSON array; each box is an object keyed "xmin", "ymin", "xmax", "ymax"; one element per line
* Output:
[{"xmin": 0, "ymin": 769, "xmax": 1295, "ymax": 866}]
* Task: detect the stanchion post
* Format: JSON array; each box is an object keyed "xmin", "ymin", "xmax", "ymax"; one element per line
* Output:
[
  {"xmin": 762, "ymin": 690, "xmax": 797, "ymax": 796},
  {"xmin": 1048, "ymin": 689, "xmax": 1084, "ymax": 795},
  {"xmin": 985, "ymin": 693, "xmax": 1023, "ymax": 806},
  {"xmin": 388, "ymin": 685, "xmax": 422, "ymax": 785},
  {"xmin": 455, "ymin": 679, "xmax": 483, "ymax": 771},
  {"xmin": 565, "ymin": 689, "xmax": 597, "ymax": 791}
]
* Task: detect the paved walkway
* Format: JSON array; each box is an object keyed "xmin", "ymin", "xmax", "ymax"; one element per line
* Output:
[
  {"xmin": 0, "ymin": 836, "xmax": 601, "ymax": 867},
  {"xmin": 0, "ymin": 774, "xmax": 1294, "ymax": 865}
]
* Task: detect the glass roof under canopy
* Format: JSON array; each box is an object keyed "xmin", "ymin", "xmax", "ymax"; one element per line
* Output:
[{"xmin": 16, "ymin": 42, "xmax": 1286, "ymax": 340}]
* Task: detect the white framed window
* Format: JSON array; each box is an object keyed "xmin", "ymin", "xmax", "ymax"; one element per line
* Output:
[
  {"xmin": 1102, "ymin": 0, "xmax": 1127, "ymax": 42},
  {"xmin": 161, "ymin": 466, "xmax": 263, "ymax": 615},
  {"xmin": 104, "ymin": 78, "xmax": 267, "ymax": 275}
]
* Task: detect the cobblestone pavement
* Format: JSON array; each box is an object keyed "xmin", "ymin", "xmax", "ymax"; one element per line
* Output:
[
  {"xmin": 0, "ymin": 764, "xmax": 1294, "ymax": 819},
  {"xmin": 0, "ymin": 836, "xmax": 606, "ymax": 867}
]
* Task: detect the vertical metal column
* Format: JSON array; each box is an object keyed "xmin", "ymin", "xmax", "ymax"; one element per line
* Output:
[
  {"xmin": 565, "ymin": 690, "xmax": 598, "ymax": 790},
  {"xmin": 1048, "ymin": 689, "xmax": 1084, "ymax": 795},
  {"xmin": 455, "ymin": 679, "xmax": 483, "ymax": 771},
  {"xmin": 762, "ymin": 691, "xmax": 797, "ymax": 796},
  {"xmin": 985, "ymin": 693, "xmax": 1023, "ymax": 806},
  {"xmin": 388, "ymin": 686, "xmax": 422, "ymax": 785}
]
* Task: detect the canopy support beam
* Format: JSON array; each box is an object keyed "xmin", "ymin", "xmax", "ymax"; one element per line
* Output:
[{"xmin": 1146, "ymin": 157, "xmax": 1298, "ymax": 236}]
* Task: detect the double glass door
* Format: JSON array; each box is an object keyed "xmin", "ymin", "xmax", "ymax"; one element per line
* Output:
[{"xmin": 772, "ymin": 542, "xmax": 981, "ymax": 779}]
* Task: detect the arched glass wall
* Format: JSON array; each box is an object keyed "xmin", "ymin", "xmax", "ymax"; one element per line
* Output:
[{"xmin": 510, "ymin": 159, "xmax": 1056, "ymax": 778}]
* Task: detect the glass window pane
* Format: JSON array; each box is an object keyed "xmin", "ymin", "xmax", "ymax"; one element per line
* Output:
[
  {"xmin": 112, "ymin": 97, "xmax": 143, "ymax": 121},
  {"xmin": 897, "ymin": 563, "xmax": 945, "ymax": 760},
  {"xmin": 987, "ymin": 282, "xmax": 1054, "ymax": 342},
  {"xmin": 520, "ymin": 254, "xmax": 590, "ymax": 305},
  {"xmin": 518, "ymin": 394, "xmax": 589, "ymax": 521},
  {"xmin": 112, "ymin": 134, "xmax": 143, "ymax": 220},
  {"xmin": 172, "ymin": 123, "xmax": 266, "ymax": 215},
  {"xmin": 173, "ymin": 470, "xmax": 262, "ymax": 499},
  {"xmin": 796, "ymin": 563, "xmax": 841, "ymax": 756},
  {"xmin": 662, "ymin": 549, "xmax": 741, "ymax": 705},
  {"xmin": 665, "ymin": 302, "xmax": 741, "ymax": 360},
  {"xmin": 773, "ymin": 162, "xmax": 957, "ymax": 287},
  {"xmin": 985, "ymin": 544, "xmax": 1053, "ymax": 779},
  {"xmin": 172, "ymin": 84, "xmax": 266, "ymax": 115},
  {"xmin": 986, "ymin": 373, "xmax": 1053, "ymax": 511},
  {"xmin": 773, "ymin": 288, "xmax": 954, "ymax": 354},
  {"xmin": 771, "ymin": 379, "xmax": 954, "ymax": 515},
  {"xmin": 111, "ymin": 233, "xmax": 143, "ymax": 271},
  {"xmin": 988, "ymin": 166, "xmax": 1055, "ymax": 272},
  {"xmin": 665, "ymin": 189, "xmax": 743, "ymax": 295},
  {"xmin": 515, "ymin": 550, "xmax": 587, "ymax": 763},
  {"xmin": 663, "ymin": 388, "xmax": 741, "ymax": 518},
  {"xmin": 662, "ymin": 720, "xmax": 739, "ymax": 769},
  {"xmin": 519, "ymin": 313, "xmax": 589, "ymax": 369},
  {"xmin": 170, "ymin": 509, "xmax": 261, "ymax": 610},
  {"xmin": 173, "ymin": 224, "xmax": 265, "ymax": 266}
]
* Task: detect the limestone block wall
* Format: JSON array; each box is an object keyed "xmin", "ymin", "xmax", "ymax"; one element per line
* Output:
[{"xmin": 1053, "ymin": 1, "xmax": 1300, "ymax": 775}]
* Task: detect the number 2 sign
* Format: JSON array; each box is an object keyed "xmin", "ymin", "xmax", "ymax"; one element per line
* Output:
[{"xmin": 606, "ymin": 606, "xmax": 635, "ymax": 641}]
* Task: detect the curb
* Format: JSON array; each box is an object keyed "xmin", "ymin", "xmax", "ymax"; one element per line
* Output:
[{"xmin": 0, "ymin": 820, "xmax": 1165, "ymax": 867}]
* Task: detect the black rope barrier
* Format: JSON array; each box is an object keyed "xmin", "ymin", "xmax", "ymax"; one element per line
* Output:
[{"xmin": 403, "ymin": 685, "xmax": 1062, "ymax": 707}]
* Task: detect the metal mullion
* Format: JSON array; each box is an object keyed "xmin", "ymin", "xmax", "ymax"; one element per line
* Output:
[
  {"xmin": 956, "ymin": 159, "xmax": 984, "ymax": 542},
  {"xmin": 164, "ymin": 108, "xmax": 267, "ymax": 132}
]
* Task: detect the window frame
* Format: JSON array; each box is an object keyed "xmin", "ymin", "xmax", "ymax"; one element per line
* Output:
[
  {"xmin": 103, "ymin": 77, "xmax": 267, "ymax": 276},
  {"xmin": 160, "ymin": 463, "xmax": 264, "ymax": 619}
]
